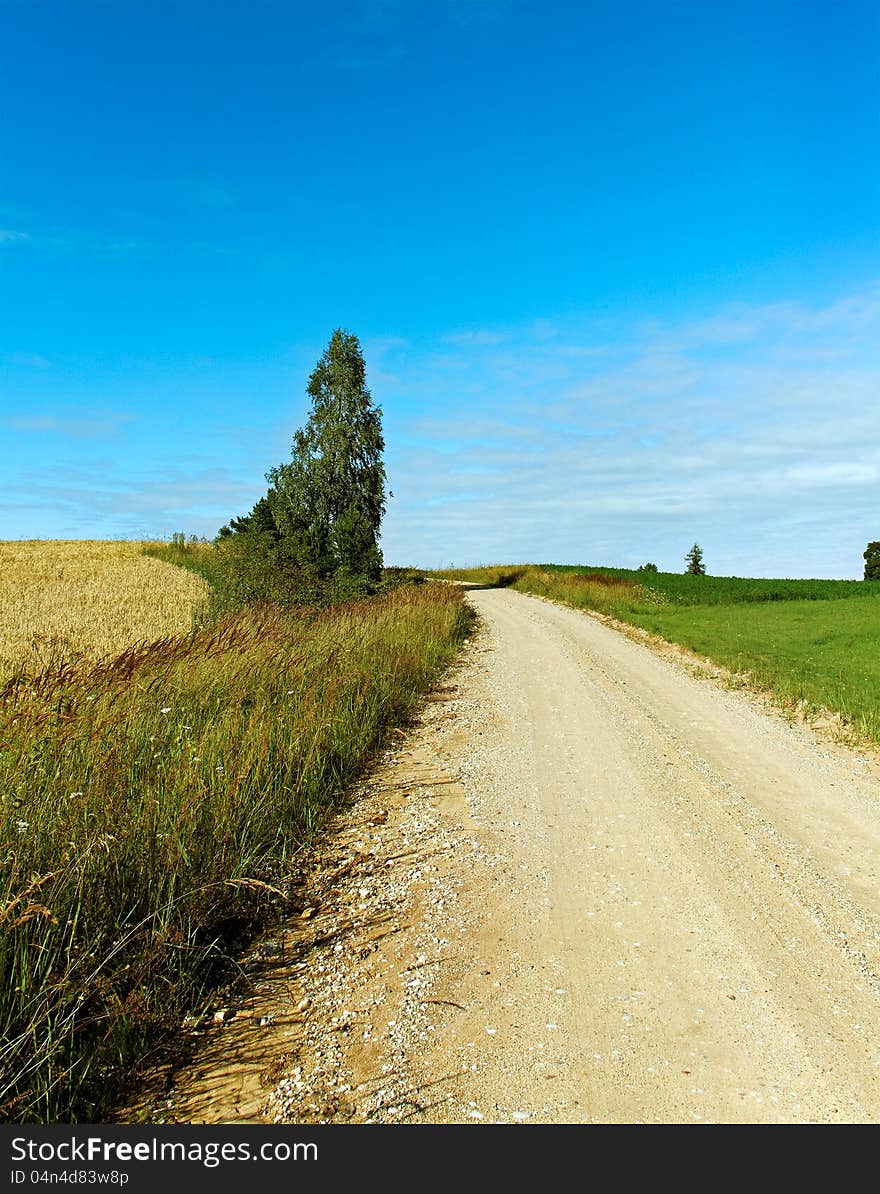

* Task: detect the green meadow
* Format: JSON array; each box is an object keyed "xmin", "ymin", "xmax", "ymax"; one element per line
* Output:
[{"xmin": 633, "ymin": 595, "xmax": 880, "ymax": 740}]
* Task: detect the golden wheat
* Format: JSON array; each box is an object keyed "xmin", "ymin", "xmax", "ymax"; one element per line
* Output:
[{"xmin": 0, "ymin": 540, "xmax": 209, "ymax": 675}]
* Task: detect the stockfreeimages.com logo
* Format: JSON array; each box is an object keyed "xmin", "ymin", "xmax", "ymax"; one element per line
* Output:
[{"xmin": 11, "ymin": 1136, "xmax": 317, "ymax": 1169}]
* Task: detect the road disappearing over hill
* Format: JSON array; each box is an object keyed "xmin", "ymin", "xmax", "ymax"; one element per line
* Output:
[
  {"xmin": 399, "ymin": 584, "xmax": 880, "ymax": 1123},
  {"xmin": 159, "ymin": 583, "xmax": 880, "ymax": 1124}
]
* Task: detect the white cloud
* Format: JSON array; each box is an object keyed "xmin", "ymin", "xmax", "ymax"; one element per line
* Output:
[
  {"xmin": 378, "ymin": 284, "xmax": 880, "ymax": 577},
  {"xmin": 2, "ymin": 352, "xmax": 50, "ymax": 369},
  {"xmin": 443, "ymin": 329, "xmax": 511, "ymax": 347},
  {"xmin": 163, "ymin": 179, "xmax": 236, "ymax": 210},
  {"xmin": 3, "ymin": 413, "xmax": 137, "ymax": 439},
  {"xmin": 0, "ymin": 459, "xmax": 260, "ymax": 542}
]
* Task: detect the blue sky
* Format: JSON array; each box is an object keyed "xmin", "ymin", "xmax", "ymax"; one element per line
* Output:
[{"xmin": 1, "ymin": 0, "xmax": 878, "ymax": 576}]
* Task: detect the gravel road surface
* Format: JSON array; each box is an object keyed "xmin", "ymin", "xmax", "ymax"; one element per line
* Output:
[
  {"xmin": 401, "ymin": 585, "xmax": 880, "ymax": 1123},
  {"xmin": 155, "ymin": 585, "xmax": 880, "ymax": 1124}
]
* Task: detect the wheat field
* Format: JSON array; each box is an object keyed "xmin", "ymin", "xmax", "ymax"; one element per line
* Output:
[{"xmin": 0, "ymin": 540, "xmax": 210, "ymax": 676}]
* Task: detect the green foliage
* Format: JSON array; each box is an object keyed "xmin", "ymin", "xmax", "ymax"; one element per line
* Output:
[
  {"xmin": 269, "ymin": 329, "xmax": 386, "ymax": 587},
  {"xmin": 216, "ymin": 496, "xmax": 281, "ymax": 541},
  {"xmin": 637, "ymin": 562, "xmax": 659, "ymax": 572},
  {"xmin": 865, "ymin": 541, "xmax": 880, "ymax": 581},
  {"xmin": 170, "ymin": 531, "xmax": 207, "ymax": 549},
  {"xmin": 685, "ymin": 543, "xmax": 706, "ymax": 575},
  {"xmin": 379, "ymin": 566, "xmax": 427, "ymax": 590},
  {"xmin": 216, "ymin": 329, "xmax": 387, "ymax": 602},
  {"xmin": 145, "ymin": 535, "xmax": 323, "ymax": 614}
]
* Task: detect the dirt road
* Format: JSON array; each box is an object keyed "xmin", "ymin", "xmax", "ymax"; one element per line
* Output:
[{"xmin": 157, "ymin": 585, "xmax": 880, "ymax": 1124}]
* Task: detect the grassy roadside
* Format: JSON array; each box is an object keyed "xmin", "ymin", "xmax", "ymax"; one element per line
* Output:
[
  {"xmin": 432, "ymin": 564, "xmax": 880, "ymax": 744},
  {"xmin": 0, "ymin": 582, "xmax": 472, "ymax": 1122}
]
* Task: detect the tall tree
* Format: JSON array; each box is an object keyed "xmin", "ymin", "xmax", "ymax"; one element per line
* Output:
[
  {"xmin": 685, "ymin": 543, "xmax": 706, "ymax": 575},
  {"xmin": 269, "ymin": 329, "xmax": 386, "ymax": 582},
  {"xmin": 865, "ymin": 541, "xmax": 880, "ymax": 580}
]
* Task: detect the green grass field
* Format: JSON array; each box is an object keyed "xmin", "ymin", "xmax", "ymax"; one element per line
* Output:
[
  {"xmin": 432, "ymin": 564, "xmax": 880, "ymax": 744},
  {"xmin": 632, "ymin": 597, "xmax": 880, "ymax": 741}
]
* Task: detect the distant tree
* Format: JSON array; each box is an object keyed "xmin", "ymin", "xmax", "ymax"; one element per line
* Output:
[
  {"xmin": 637, "ymin": 562, "xmax": 659, "ymax": 573},
  {"xmin": 865, "ymin": 541, "xmax": 880, "ymax": 581},
  {"xmin": 269, "ymin": 329, "xmax": 386, "ymax": 583},
  {"xmin": 685, "ymin": 543, "xmax": 706, "ymax": 575}
]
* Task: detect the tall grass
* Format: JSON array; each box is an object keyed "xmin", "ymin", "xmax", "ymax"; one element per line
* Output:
[
  {"xmin": 508, "ymin": 568, "xmax": 647, "ymax": 614},
  {"xmin": 0, "ymin": 583, "xmax": 472, "ymax": 1122},
  {"xmin": 430, "ymin": 565, "xmax": 649, "ymax": 614}
]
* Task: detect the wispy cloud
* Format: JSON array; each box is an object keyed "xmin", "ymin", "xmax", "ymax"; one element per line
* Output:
[
  {"xmin": 443, "ymin": 329, "xmax": 511, "ymax": 347},
  {"xmin": 0, "ymin": 459, "xmax": 264, "ymax": 541},
  {"xmin": 377, "ymin": 285, "xmax": 880, "ymax": 577},
  {"xmin": 1, "ymin": 352, "xmax": 50, "ymax": 369},
  {"xmin": 3, "ymin": 412, "xmax": 138, "ymax": 440},
  {"xmin": 0, "ymin": 223, "xmax": 154, "ymax": 257},
  {"xmin": 163, "ymin": 179, "xmax": 236, "ymax": 210}
]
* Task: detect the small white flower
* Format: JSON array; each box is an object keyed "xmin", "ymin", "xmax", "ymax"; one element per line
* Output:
[
  {"xmin": 15, "ymin": 820, "xmax": 29, "ymax": 833},
  {"xmin": 159, "ymin": 707, "xmax": 172, "ymax": 714}
]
